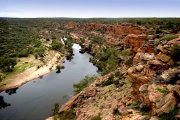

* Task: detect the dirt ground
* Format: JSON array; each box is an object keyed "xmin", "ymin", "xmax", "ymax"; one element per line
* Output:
[{"xmin": 0, "ymin": 50, "xmax": 64, "ymax": 92}]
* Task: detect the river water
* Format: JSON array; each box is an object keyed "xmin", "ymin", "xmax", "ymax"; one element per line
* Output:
[{"xmin": 0, "ymin": 44, "xmax": 99, "ymax": 120}]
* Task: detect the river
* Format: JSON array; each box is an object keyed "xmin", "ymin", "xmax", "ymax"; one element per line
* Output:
[{"xmin": 0, "ymin": 44, "xmax": 99, "ymax": 120}]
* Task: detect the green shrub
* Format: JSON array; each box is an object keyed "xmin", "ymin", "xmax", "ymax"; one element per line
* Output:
[
  {"xmin": 96, "ymin": 79, "xmax": 113, "ymax": 87},
  {"xmin": 154, "ymin": 39, "xmax": 160, "ymax": 46},
  {"xmin": 128, "ymin": 101, "xmax": 140, "ymax": 110},
  {"xmin": 56, "ymin": 65, "xmax": 60, "ymax": 70},
  {"xmin": 171, "ymin": 45, "xmax": 180, "ymax": 63},
  {"xmin": 144, "ymin": 37, "xmax": 149, "ymax": 41},
  {"xmin": 147, "ymin": 30, "xmax": 155, "ymax": 35},
  {"xmin": 156, "ymin": 87, "xmax": 167, "ymax": 97},
  {"xmin": 59, "ymin": 109, "xmax": 76, "ymax": 120},
  {"xmin": 159, "ymin": 108, "xmax": 178, "ymax": 120},
  {"xmin": 161, "ymin": 34, "xmax": 177, "ymax": 41},
  {"xmin": 18, "ymin": 50, "xmax": 29, "ymax": 57},
  {"xmin": 52, "ymin": 103, "xmax": 59, "ymax": 116},
  {"xmin": 92, "ymin": 35, "xmax": 103, "ymax": 45},
  {"xmin": 51, "ymin": 40, "xmax": 63, "ymax": 51},
  {"xmin": 91, "ymin": 115, "xmax": 102, "ymax": 120},
  {"xmin": 121, "ymin": 49, "xmax": 130, "ymax": 57},
  {"xmin": 73, "ymin": 75, "xmax": 97, "ymax": 94}
]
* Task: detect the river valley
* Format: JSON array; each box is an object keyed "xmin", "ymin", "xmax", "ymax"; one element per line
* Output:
[{"xmin": 0, "ymin": 44, "xmax": 99, "ymax": 120}]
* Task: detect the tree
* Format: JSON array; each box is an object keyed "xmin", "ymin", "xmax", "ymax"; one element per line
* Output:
[
  {"xmin": 0, "ymin": 57, "xmax": 17, "ymax": 72},
  {"xmin": 52, "ymin": 103, "xmax": 59, "ymax": 116}
]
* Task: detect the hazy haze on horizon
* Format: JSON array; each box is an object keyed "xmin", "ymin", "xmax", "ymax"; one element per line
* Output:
[{"xmin": 0, "ymin": 0, "xmax": 180, "ymax": 18}]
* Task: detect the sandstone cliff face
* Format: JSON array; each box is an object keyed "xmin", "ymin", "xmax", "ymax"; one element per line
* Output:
[
  {"xmin": 124, "ymin": 34, "xmax": 155, "ymax": 55},
  {"xmin": 51, "ymin": 23, "xmax": 180, "ymax": 120},
  {"xmin": 64, "ymin": 22, "xmax": 77, "ymax": 29},
  {"xmin": 126, "ymin": 36, "xmax": 180, "ymax": 119}
]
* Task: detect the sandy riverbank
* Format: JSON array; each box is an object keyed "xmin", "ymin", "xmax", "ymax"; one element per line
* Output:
[{"xmin": 0, "ymin": 51, "xmax": 65, "ymax": 92}]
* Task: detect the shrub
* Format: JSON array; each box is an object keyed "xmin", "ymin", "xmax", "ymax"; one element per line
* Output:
[
  {"xmin": 156, "ymin": 87, "xmax": 167, "ymax": 93},
  {"xmin": 73, "ymin": 75, "xmax": 97, "ymax": 94},
  {"xmin": 121, "ymin": 49, "xmax": 130, "ymax": 57},
  {"xmin": 154, "ymin": 39, "xmax": 160, "ymax": 46},
  {"xmin": 159, "ymin": 108, "xmax": 178, "ymax": 120},
  {"xmin": 18, "ymin": 50, "xmax": 29, "ymax": 57},
  {"xmin": 92, "ymin": 35, "xmax": 103, "ymax": 45},
  {"xmin": 96, "ymin": 79, "xmax": 113, "ymax": 87},
  {"xmin": 171, "ymin": 45, "xmax": 180, "ymax": 63},
  {"xmin": 51, "ymin": 40, "xmax": 63, "ymax": 51},
  {"xmin": 128, "ymin": 101, "xmax": 140, "ymax": 110},
  {"xmin": 52, "ymin": 103, "xmax": 59, "ymax": 116},
  {"xmin": 59, "ymin": 109, "xmax": 76, "ymax": 120},
  {"xmin": 161, "ymin": 34, "xmax": 177, "ymax": 41},
  {"xmin": 91, "ymin": 115, "xmax": 102, "ymax": 120},
  {"xmin": 156, "ymin": 28, "xmax": 162, "ymax": 34},
  {"xmin": 56, "ymin": 65, "xmax": 60, "ymax": 70}
]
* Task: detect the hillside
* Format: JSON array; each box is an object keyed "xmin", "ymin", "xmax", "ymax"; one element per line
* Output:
[
  {"xmin": 47, "ymin": 18, "xmax": 180, "ymax": 120},
  {"xmin": 0, "ymin": 18, "xmax": 180, "ymax": 120}
]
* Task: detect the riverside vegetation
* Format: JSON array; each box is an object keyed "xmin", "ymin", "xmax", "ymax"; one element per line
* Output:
[{"xmin": 0, "ymin": 18, "xmax": 180, "ymax": 120}]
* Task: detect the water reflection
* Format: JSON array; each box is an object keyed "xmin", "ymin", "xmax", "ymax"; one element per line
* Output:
[
  {"xmin": 0, "ymin": 96, "xmax": 11, "ymax": 109},
  {"xmin": 5, "ymin": 88, "xmax": 18, "ymax": 95}
]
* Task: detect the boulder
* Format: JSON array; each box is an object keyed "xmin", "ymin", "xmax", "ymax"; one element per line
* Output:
[
  {"xmin": 148, "ymin": 84, "xmax": 164, "ymax": 103},
  {"xmin": 156, "ymin": 52, "xmax": 171, "ymax": 63},
  {"xmin": 119, "ymin": 107, "xmax": 129, "ymax": 115},
  {"xmin": 111, "ymin": 99, "xmax": 118, "ymax": 109},
  {"xmin": 135, "ymin": 64, "xmax": 144, "ymax": 72},
  {"xmin": 83, "ymin": 87, "xmax": 97, "ymax": 97},
  {"xmin": 58, "ymin": 93, "xmax": 80, "ymax": 113},
  {"xmin": 128, "ymin": 67, "xmax": 136, "ymax": 74},
  {"xmin": 177, "ymin": 80, "xmax": 180, "ymax": 85},
  {"xmin": 149, "ymin": 116, "xmax": 159, "ymax": 120},
  {"xmin": 133, "ymin": 52, "xmax": 144, "ymax": 64},
  {"xmin": 156, "ymin": 92, "xmax": 177, "ymax": 115},
  {"xmin": 149, "ymin": 60, "xmax": 169, "ymax": 70},
  {"xmin": 168, "ymin": 85, "xmax": 180, "ymax": 96},
  {"xmin": 139, "ymin": 84, "xmax": 148, "ymax": 93},
  {"xmin": 167, "ymin": 59, "xmax": 174, "ymax": 66},
  {"xmin": 141, "ymin": 53, "xmax": 155, "ymax": 61},
  {"xmin": 138, "ymin": 115, "xmax": 150, "ymax": 120},
  {"xmin": 157, "ymin": 45, "xmax": 170, "ymax": 54}
]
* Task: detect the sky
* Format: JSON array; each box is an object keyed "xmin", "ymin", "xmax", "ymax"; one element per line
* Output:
[{"xmin": 0, "ymin": 0, "xmax": 180, "ymax": 18}]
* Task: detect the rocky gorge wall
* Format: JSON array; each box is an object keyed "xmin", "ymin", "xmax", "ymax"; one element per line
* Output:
[{"xmin": 47, "ymin": 22, "xmax": 180, "ymax": 120}]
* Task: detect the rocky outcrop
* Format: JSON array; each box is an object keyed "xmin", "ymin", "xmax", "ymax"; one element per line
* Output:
[
  {"xmin": 54, "ymin": 22, "xmax": 180, "ymax": 120},
  {"xmin": 64, "ymin": 22, "xmax": 77, "ymax": 29},
  {"xmin": 156, "ymin": 92, "xmax": 177, "ymax": 115},
  {"xmin": 58, "ymin": 93, "xmax": 80, "ymax": 113},
  {"xmin": 124, "ymin": 34, "xmax": 154, "ymax": 55},
  {"xmin": 58, "ymin": 87, "xmax": 97, "ymax": 114}
]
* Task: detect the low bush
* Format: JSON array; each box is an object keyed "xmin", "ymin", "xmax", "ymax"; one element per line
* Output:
[
  {"xmin": 159, "ymin": 108, "xmax": 178, "ymax": 120},
  {"xmin": 171, "ymin": 45, "xmax": 180, "ymax": 63},
  {"xmin": 161, "ymin": 34, "xmax": 177, "ymax": 41},
  {"xmin": 91, "ymin": 114, "xmax": 102, "ymax": 120},
  {"xmin": 73, "ymin": 75, "xmax": 97, "ymax": 94},
  {"xmin": 59, "ymin": 109, "xmax": 76, "ymax": 120},
  {"xmin": 121, "ymin": 49, "xmax": 130, "ymax": 57}
]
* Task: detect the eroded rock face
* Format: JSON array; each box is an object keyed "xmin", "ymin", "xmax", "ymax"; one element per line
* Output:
[
  {"xmin": 54, "ymin": 22, "xmax": 180, "ymax": 120},
  {"xmin": 124, "ymin": 34, "xmax": 145, "ymax": 53}
]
